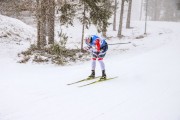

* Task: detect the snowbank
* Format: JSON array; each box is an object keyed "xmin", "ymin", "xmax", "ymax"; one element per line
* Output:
[
  {"xmin": 0, "ymin": 15, "xmax": 36, "ymax": 63},
  {"xmin": 0, "ymin": 14, "xmax": 36, "ymax": 42}
]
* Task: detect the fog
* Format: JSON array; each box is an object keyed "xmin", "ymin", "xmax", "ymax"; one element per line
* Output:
[
  {"xmin": 0, "ymin": 0, "xmax": 180, "ymax": 22},
  {"xmin": 131, "ymin": 0, "xmax": 180, "ymax": 21}
]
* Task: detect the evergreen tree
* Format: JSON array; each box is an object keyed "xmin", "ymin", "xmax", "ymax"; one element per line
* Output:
[
  {"xmin": 79, "ymin": 0, "xmax": 113, "ymax": 49},
  {"xmin": 78, "ymin": 1, "xmax": 91, "ymax": 50},
  {"xmin": 89, "ymin": 0, "xmax": 113, "ymax": 37},
  {"xmin": 59, "ymin": 2, "xmax": 76, "ymax": 26}
]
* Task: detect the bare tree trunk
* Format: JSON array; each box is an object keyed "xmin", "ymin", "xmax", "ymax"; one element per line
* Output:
[
  {"xmin": 144, "ymin": 0, "xmax": 148, "ymax": 34},
  {"xmin": 40, "ymin": 0, "xmax": 47, "ymax": 48},
  {"xmin": 37, "ymin": 0, "xmax": 55, "ymax": 47},
  {"xmin": 153, "ymin": 0, "xmax": 158, "ymax": 21},
  {"xmin": 126, "ymin": 0, "xmax": 132, "ymax": 28},
  {"xmin": 81, "ymin": 2, "xmax": 86, "ymax": 51},
  {"xmin": 113, "ymin": 0, "xmax": 117, "ymax": 31},
  {"xmin": 117, "ymin": 0, "xmax": 125, "ymax": 38},
  {"xmin": 139, "ymin": 0, "xmax": 143, "ymax": 20},
  {"xmin": 47, "ymin": 0, "xmax": 55, "ymax": 45},
  {"xmin": 36, "ymin": 0, "xmax": 41, "ymax": 49},
  {"xmin": 81, "ymin": 24, "xmax": 85, "ymax": 51}
]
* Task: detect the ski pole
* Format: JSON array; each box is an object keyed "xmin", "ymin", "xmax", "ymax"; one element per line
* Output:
[{"xmin": 108, "ymin": 42, "xmax": 131, "ymax": 45}]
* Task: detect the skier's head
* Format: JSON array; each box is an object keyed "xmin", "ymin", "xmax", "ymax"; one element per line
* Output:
[{"xmin": 84, "ymin": 35, "xmax": 92, "ymax": 45}]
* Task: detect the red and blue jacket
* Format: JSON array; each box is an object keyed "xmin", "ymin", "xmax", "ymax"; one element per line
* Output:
[{"xmin": 88, "ymin": 35, "xmax": 108, "ymax": 53}]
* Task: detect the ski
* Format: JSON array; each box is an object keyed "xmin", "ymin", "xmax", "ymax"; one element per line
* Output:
[
  {"xmin": 67, "ymin": 76, "xmax": 101, "ymax": 85},
  {"xmin": 78, "ymin": 76, "xmax": 118, "ymax": 87}
]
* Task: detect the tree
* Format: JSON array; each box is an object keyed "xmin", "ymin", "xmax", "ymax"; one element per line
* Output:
[
  {"xmin": 59, "ymin": 2, "xmax": 76, "ymax": 26},
  {"xmin": 36, "ymin": 0, "xmax": 55, "ymax": 49},
  {"xmin": 56, "ymin": 0, "xmax": 113, "ymax": 50},
  {"xmin": 126, "ymin": 0, "xmax": 132, "ymax": 28},
  {"xmin": 39, "ymin": 0, "xmax": 47, "ymax": 48},
  {"xmin": 113, "ymin": 0, "xmax": 118, "ymax": 31},
  {"xmin": 117, "ymin": 0, "xmax": 125, "ymax": 38},
  {"xmin": 139, "ymin": 0, "xmax": 143, "ymax": 20},
  {"xmin": 47, "ymin": 0, "xmax": 55, "ymax": 45},
  {"xmin": 36, "ymin": 0, "xmax": 46, "ymax": 49},
  {"xmin": 81, "ymin": 3, "xmax": 86, "ymax": 51},
  {"xmin": 79, "ymin": 1, "xmax": 90, "ymax": 50},
  {"xmin": 36, "ymin": 0, "xmax": 41, "ymax": 49},
  {"xmin": 79, "ymin": 0, "xmax": 113, "ymax": 49},
  {"xmin": 89, "ymin": 0, "xmax": 113, "ymax": 37}
]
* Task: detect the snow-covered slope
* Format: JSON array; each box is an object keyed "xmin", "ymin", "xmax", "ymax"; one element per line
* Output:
[
  {"xmin": 0, "ymin": 15, "xmax": 35, "ymax": 41},
  {"xmin": 0, "ymin": 15, "xmax": 180, "ymax": 120},
  {"xmin": 0, "ymin": 15, "xmax": 36, "ymax": 63}
]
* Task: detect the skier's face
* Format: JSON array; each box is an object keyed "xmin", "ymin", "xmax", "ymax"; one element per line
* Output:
[
  {"xmin": 87, "ymin": 38, "xmax": 90, "ymax": 43},
  {"xmin": 85, "ymin": 38, "xmax": 90, "ymax": 44}
]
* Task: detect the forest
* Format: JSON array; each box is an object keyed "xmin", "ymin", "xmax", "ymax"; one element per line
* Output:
[{"xmin": 0, "ymin": 0, "xmax": 180, "ymax": 64}]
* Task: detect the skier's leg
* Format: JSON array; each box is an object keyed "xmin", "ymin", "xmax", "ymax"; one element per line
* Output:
[
  {"xmin": 88, "ymin": 58, "xmax": 96, "ymax": 78},
  {"xmin": 98, "ymin": 45, "xmax": 108, "ymax": 80},
  {"xmin": 98, "ymin": 58, "xmax": 105, "ymax": 70},
  {"xmin": 98, "ymin": 58, "xmax": 106, "ymax": 79},
  {"xmin": 91, "ymin": 58, "xmax": 96, "ymax": 70}
]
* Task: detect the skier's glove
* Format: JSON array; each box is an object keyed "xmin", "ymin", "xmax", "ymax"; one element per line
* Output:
[
  {"xmin": 98, "ymin": 52, "xmax": 106, "ymax": 56},
  {"xmin": 83, "ymin": 46, "xmax": 92, "ymax": 52}
]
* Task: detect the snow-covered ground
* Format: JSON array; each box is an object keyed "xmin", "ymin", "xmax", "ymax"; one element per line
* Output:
[{"xmin": 0, "ymin": 15, "xmax": 180, "ymax": 120}]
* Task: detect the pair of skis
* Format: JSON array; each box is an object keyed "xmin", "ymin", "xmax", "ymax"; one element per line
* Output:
[{"xmin": 67, "ymin": 76, "xmax": 118, "ymax": 87}]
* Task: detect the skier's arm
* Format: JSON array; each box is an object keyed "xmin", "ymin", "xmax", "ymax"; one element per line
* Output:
[{"xmin": 83, "ymin": 45, "xmax": 93, "ymax": 52}]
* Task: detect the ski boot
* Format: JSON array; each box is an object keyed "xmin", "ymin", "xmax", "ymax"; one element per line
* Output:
[
  {"xmin": 100, "ymin": 70, "xmax": 106, "ymax": 80},
  {"xmin": 88, "ymin": 70, "xmax": 95, "ymax": 79}
]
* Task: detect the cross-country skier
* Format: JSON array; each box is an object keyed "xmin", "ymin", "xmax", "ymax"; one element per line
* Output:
[{"xmin": 84, "ymin": 35, "xmax": 108, "ymax": 80}]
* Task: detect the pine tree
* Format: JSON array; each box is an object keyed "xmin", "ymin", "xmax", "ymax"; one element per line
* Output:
[
  {"xmin": 79, "ymin": 1, "xmax": 90, "ymax": 50},
  {"xmin": 79, "ymin": 0, "xmax": 113, "ymax": 49},
  {"xmin": 59, "ymin": 2, "xmax": 76, "ymax": 26},
  {"xmin": 88, "ymin": 0, "xmax": 113, "ymax": 37}
]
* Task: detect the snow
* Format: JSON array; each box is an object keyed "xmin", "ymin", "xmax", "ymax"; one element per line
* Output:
[
  {"xmin": 0, "ymin": 14, "xmax": 180, "ymax": 120},
  {"xmin": 0, "ymin": 15, "xmax": 36, "ymax": 64}
]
